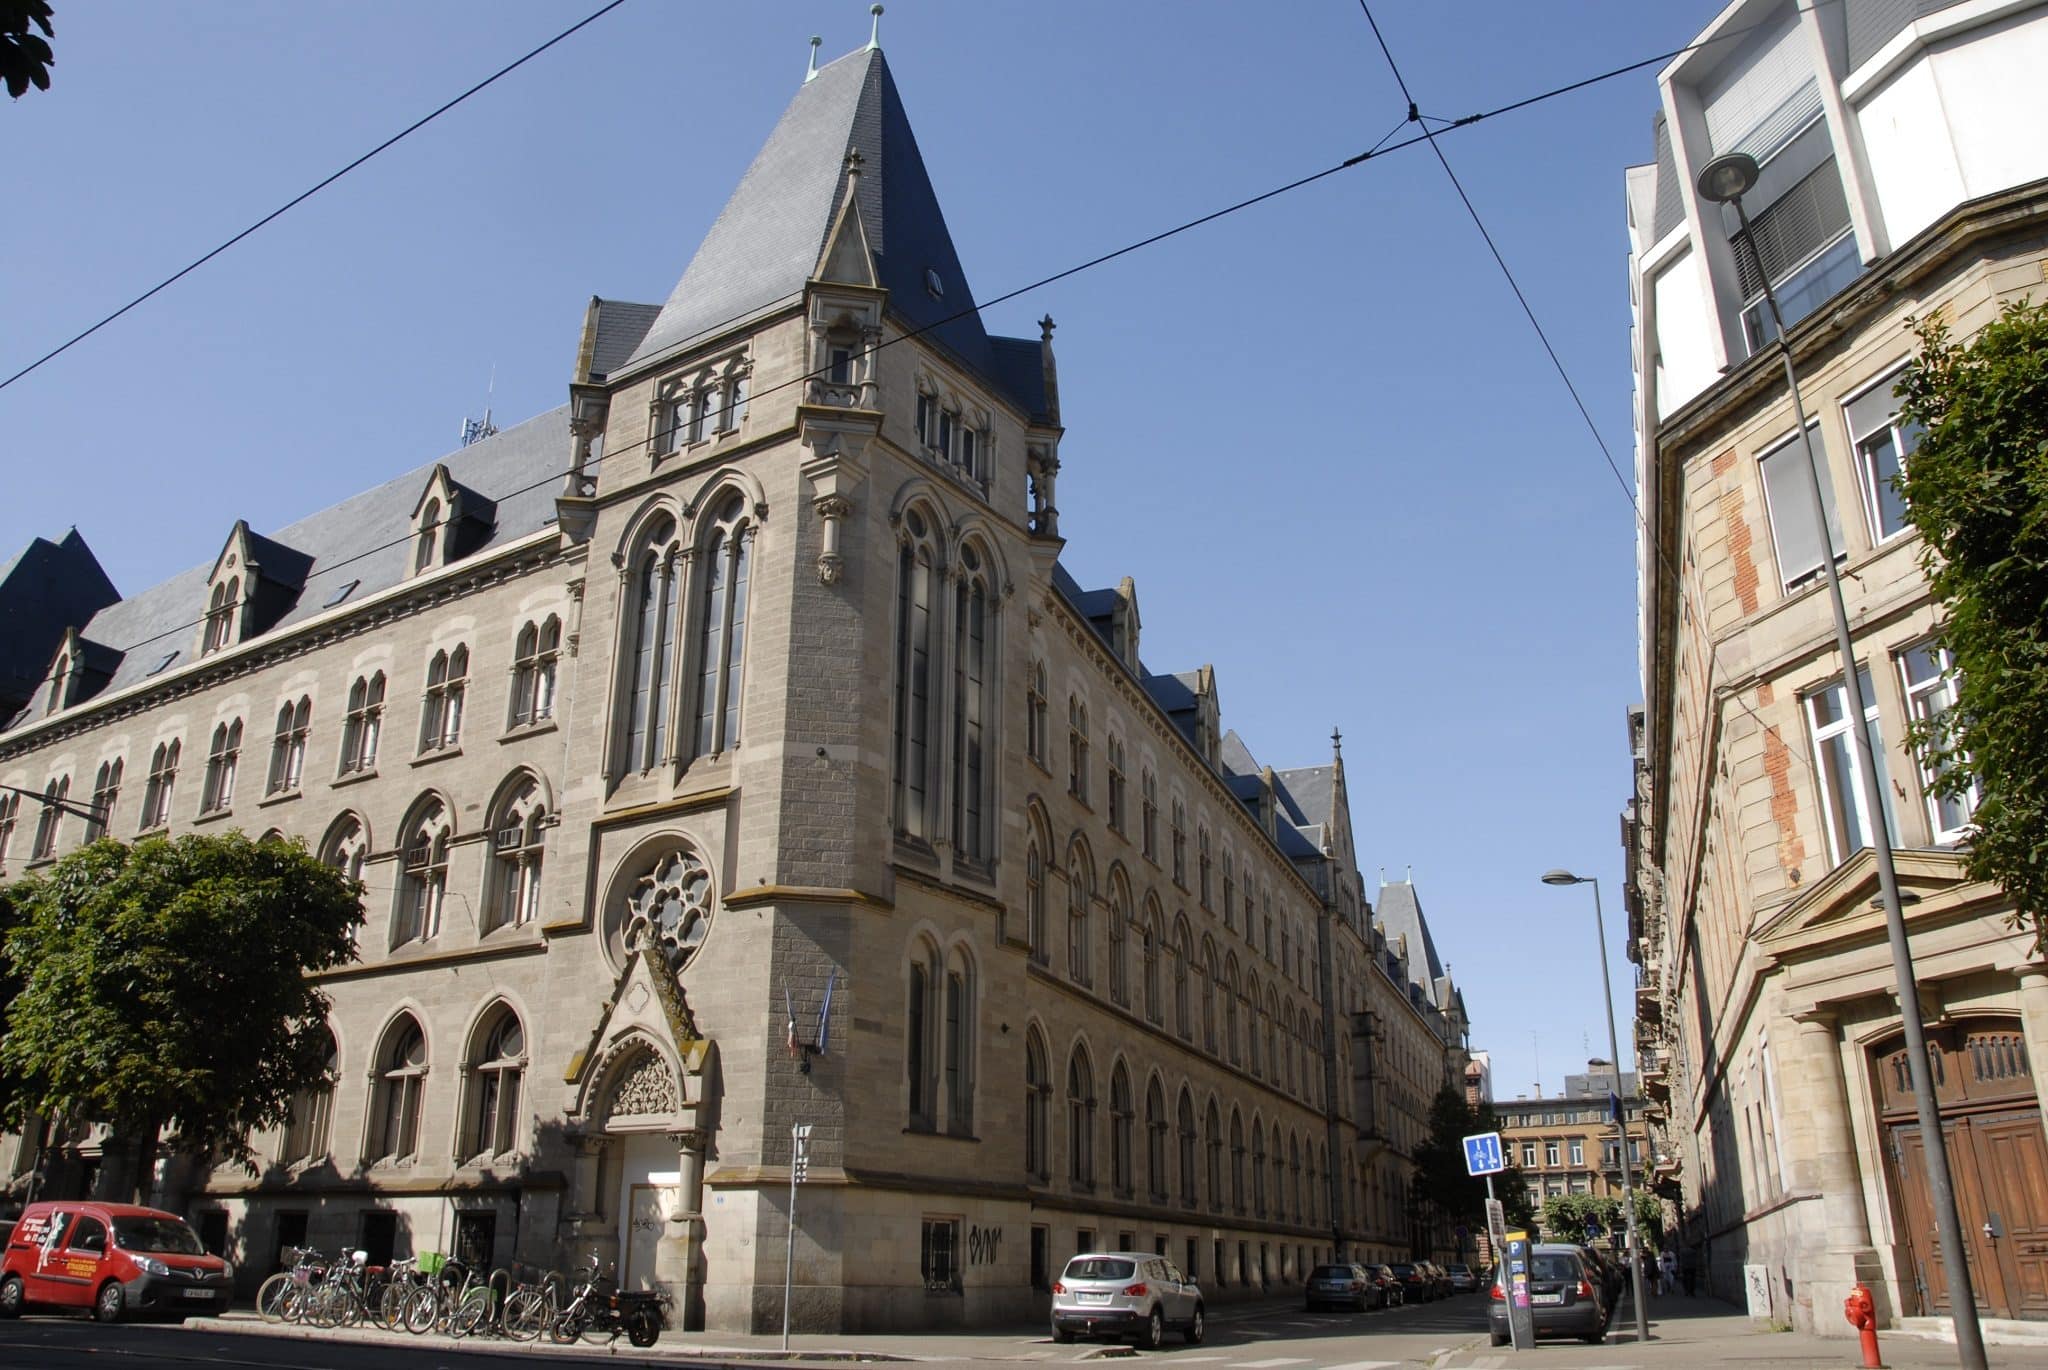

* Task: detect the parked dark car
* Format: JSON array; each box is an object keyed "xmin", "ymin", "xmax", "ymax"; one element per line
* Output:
[
  {"xmin": 1420, "ymin": 1261, "xmax": 1454, "ymax": 1299},
  {"xmin": 1388, "ymin": 1262, "xmax": 1435, "ymax": 1302},
  {"xmin": 1305, "ymin": 1262, "xmax": 1382, "ymax": 1312},
  {"xmin": 1487, "ymin": 1244, "xmax": 1609, "ymax": 1345},
  {"xmin": 1578, "ymin": 1244, "xmax": 1627, "ymax": 1305},
  {"xmin": 1446, "ymin": 1262, "xmax": 1479, "ymax": 1294},
  {"xmin": 1364, "ymin": 1263, "xmax": 1404, "ymax": 1306}
]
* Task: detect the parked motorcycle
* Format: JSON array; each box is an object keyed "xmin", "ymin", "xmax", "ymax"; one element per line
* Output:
[{"xmin": 547, "ymin": 1254, "xmax": 666, "ymax": 1348}]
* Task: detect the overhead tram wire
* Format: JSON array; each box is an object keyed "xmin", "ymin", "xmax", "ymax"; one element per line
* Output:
[
  {"xmin": 1351, "ymin": 2, "xmax": 1825, "ymax": 784},
  {"xmin": 7, "ymin": 6, "xmax": 1804, "ymax": 405},
  {"xmin": 0, "ymin": 0, "xmax": 635, "ymax": 396},
  {"xmin": 82, "ymin": 29, "xmax": 1807, "ymax": 664}
]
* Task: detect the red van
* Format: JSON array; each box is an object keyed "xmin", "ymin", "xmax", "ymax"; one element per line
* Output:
[{"xmin": 0, "ymin": 1201, "xmax": 232, "ymax": 1322}]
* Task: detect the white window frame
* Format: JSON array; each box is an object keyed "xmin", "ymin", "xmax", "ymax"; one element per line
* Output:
[
  {"xmin": 1898, "ymin": 640, "xmax": 1979, "ymax": 844},
  {"xmin": 1803, "ymin": 666, "xmax": 1895, "ymax": 865},
  {"xmin": 1844, "ymin": 367, "xmax": 1916, "ymax": 546}
]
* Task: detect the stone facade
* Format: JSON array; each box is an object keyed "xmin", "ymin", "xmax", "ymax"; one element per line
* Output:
[
  {"xmin": 0, "ymin": 41, "xmax": 1470, "ymax": 1332},
  {"xmin": 1624, "ymin": 0, "xmax": 2048, "ymax": 1332}
]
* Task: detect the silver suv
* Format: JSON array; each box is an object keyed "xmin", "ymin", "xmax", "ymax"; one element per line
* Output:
[{"xmin": 1050, "ymin": 1251, "xmax": 1205, "ymax": 1348}]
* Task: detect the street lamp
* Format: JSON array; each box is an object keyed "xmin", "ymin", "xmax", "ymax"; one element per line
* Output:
[
  {"xmin": 1540, "ymin": 870, "xmax": 1649, "ymax": 1347},
  {"xmin": 1695, "ymin": 152, "xmax": 1988, "ymax": 1370}
]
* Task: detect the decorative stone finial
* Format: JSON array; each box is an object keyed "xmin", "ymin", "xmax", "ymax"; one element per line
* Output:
[
  {"xmin": 868, "ymin": 4, "xmax": 884, "ymax": 49},
  {"xmin": 1039, "ymin": 314, "xmax": 1056, "ymax": 342},
  {"xmin": 844, "ymin": 148, "xmax": 864, "ymax": 180},
  {"xmin": 1331, "ymin": 726, "xmax": 1342, "ymax": 755},
  {"xmin": 805, "ymin": 35, "xmax": 822, "ymax": 83}
]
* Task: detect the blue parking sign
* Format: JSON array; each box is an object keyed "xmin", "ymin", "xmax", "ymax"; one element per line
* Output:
[{"xmin": 1462, "ymin": 1131, "xmax": 1505, "ymax": 1176}]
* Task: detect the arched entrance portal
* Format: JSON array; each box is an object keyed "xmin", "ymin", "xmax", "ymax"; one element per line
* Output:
[{"xmin": 1874, "ymin": 1017, "xmax": 2047, "ymax": 1320}]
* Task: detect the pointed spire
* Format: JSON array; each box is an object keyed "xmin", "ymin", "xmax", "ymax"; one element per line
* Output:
[
  {"xmin": 1331, "ymin": 725, "xmax": 1343, "ymax": 756},
  {"xmin": 805, "ymin": 34, "xmax": 822, "ymax": 83},
  {"xmin": 868, "ymin": 3, "xmax": 885, "ymax": 49}
]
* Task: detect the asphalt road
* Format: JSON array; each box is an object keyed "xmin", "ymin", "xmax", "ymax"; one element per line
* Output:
[{"xmin": 0, "ymin": 1292, "xmax": 1495, "ymax": 1368}]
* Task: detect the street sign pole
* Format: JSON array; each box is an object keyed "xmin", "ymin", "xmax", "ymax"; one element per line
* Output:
[{"xmin": 782, "ymin": 1122, "xmax": 811, "ymax": 1354}]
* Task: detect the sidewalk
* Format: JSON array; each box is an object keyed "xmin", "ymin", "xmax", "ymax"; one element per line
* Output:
[
  {"xmin": 1437, "ymin": 1294, "xmax": 2048, "ymax": 1370},
  {"xmin": 193, "ymin": 1293, "xmax": 1317, "ymax": 1364}
]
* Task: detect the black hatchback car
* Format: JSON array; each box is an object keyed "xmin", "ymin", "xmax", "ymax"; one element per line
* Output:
[{"xmin": 1487, "ymin": 1244, "xmax": 1609, "ymax": 1345}]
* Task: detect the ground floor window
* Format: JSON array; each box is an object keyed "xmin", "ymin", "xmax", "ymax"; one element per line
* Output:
[
  {"xmin": 921, "ymin": 1217, "xmax": 962, "ymax": 1294},
  {"xmin": 1076, "ymin": 1228, "xmax": 1096, "ymax": 1261},
  {"xmin": 1186, "ymin": 1238, "xmax": 1199, "ymax": 1282},
  {"xmin": 1214, "ymin": 1239, "xmax": 1226, "ymax": 1287},
  {"xmin": 1031, "ymin": 1226, "xmax": 1050, "ymax": 1290}
]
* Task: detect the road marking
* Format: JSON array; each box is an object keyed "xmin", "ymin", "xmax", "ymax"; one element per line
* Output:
[
  {"xmin": 1320, "ymin": 1361, "xmax": 1402, "ymax": 1370},
  {"xmin": 1232, "ymin": 1359, "xmax": 1311, "ymax": 1368}
]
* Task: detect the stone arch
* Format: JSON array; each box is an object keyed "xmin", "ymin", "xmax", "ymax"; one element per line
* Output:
[{"xmin": 586, "ymin": 1032, "xmax": 686, "ymax": 1131}]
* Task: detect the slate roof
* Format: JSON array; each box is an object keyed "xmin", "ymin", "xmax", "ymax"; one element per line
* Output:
[
  {"xmin": 619, "ymin": 45, "xmax": 1041, "ymax": 419},
  {"xmin": 1374, "ymin": 879, "xmax": 1447, "ymax": 996},
  {"xmin": 585, "ymin": 299, "xmax": 663, "ymax": 383},
  {"xmin": 1273, "ymin": 764, "xmax": 1333, "ymax": 829},
  {"xmin": 0, "ymin": 529, "xmax": 118, "ymax": 720},
  {"xmin": 1217, "ymin": 729, "xmax": 1260, "ymax": 778},
  {"xmin": 3, "ymin": 408, "xmax": 569, "ymax": 736}
]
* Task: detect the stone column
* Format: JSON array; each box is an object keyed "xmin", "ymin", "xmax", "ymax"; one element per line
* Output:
[
  {"xmin": 2016, "ymin": 965, "xmax": 2048, "ymax": 1147},
  {"xmin": 659, "ymin": 1129, "xmax": 708, "ymax": 1332},
  {"xmin": 1788, "ymin": 1010, "xmax": 1884, "ymax": 1333}
]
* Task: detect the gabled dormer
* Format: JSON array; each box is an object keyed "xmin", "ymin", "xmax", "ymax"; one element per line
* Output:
[
  {"xmin": 201, "ymin": 521, "xmax": 314, "ymax": 655},
  {"xmin": 804, "ymin": 150, "xmax": 884, "ymax": 413},
  {"xmin": 39, "ymin": 625, "xmax": 120, "ymax": 718},
  {"xmin": 1190, "ymin": 664, "xmax": 1221, "ymax": 770},
  {"xmin": 409, "ymin": 464, "xmax": 496, "ymax": 577},
  {"xmin": 200, "ymin": 524, "xmax": 257, "ymax": 655},
  {"xmin": 1111, "ymin": 577, "xmax": 1141, "ymax": 672}
]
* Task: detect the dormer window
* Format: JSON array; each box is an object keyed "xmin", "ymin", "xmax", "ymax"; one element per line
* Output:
[
  {"xmin": 914, "ymin": 382, "xmax": 989, "ymax": 486},
  {"xmin": 203, "ymin": 577, "xmax": 240, "ymax": 654},
  {"xmin": 414, "ymin": 500, "xmax": 441, "ymax": 575}
]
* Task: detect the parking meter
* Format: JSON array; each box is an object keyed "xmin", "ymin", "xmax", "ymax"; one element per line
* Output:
[{"xmin": 1503, "ymin": 1229, "xmax": 1536, "ymax": 1350}]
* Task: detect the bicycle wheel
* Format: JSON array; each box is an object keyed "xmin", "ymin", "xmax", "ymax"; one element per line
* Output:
[
  {"xmin": 308, "ymin": 1282, "xmax": 345, "ymax": 1330},
  {"xmin": 402, "ymin": 1284, "xmax": 439, "ymax": 1335},
  {"xmin": 447, "ymin": 1286, "xmax": 486, "ymax": 1338},
  {"xmin": 501, "ymin": 1288, "xmax": 550, "ymax": 1342},
  {"xmin": 255, "ymin": 1272, "xmax": 294, "ymax": 1324},
  {"xmin": 374, "ymin": 1281, "xmax": 408, "ymax": 1331}
]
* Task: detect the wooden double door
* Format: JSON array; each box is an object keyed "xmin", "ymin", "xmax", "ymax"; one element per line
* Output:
[{"xmin": 1879, "ymin": 1020, "xmax": 2048, "ymax": 1321}]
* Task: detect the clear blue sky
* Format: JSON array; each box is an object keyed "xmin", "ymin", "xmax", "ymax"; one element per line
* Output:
[{"xmin": 3, "ymin": 0, "xmax": 1724, "ymax": 1103}]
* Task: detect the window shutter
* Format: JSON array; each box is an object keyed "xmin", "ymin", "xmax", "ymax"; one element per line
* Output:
[
  {"xmin": 1760, "ymin": 425, "xmax": 1844, "ymax": 586},
  {"xmin": 1701, "ymin": 6, "xmax": 1821, "ymax": 161}
]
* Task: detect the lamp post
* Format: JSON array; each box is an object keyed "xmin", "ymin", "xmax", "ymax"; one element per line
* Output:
[
  {"xmin": 1694, "ymin": 151, "xmax": 1986, "ymax": 1370},
  {"xmin": 1540, "ymin": 870, "xmax": 1648, "ymax": 1347}
]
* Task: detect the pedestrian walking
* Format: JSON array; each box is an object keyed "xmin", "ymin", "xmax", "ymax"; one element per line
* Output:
[
  {"xmin": 1680, "ymin": 1246, "xmax": 1699, "ymax": 1297},
  {"xmin": 1657, "ymin": 1247, "xmax": 1678, "ymax": 1296}
]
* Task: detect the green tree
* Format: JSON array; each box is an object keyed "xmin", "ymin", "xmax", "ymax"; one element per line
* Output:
[
  {"xmin": 1896, "ymin": 298, "xmax": 2048, "ymax": 953},
  {"xmin": 0, "ymin": 832, "xmax": 361, "ymax": 1200},
  {"xmin": 1413, "ymin": 1084, "xmax": 1535, "ymax": 1243},
  {"xmin": 1, "ymin": 1, "xmax": 54, "ymax": 100},
  {"xmin": 1540, "ymin": 1190, "xmax": 1663, "ymax": 1251}
]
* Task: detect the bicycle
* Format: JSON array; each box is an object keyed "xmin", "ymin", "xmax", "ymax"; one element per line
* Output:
[
  {"xmin": 307, "ymin": 1251, "xmax": 371, "ymax": 1329},
  {"xmin": 500, "ymin": 1264, "xmax": 563, "ymax": 1343},
  {"xmin": 255, "ymin": 1247, "xmax": 327, "ymax": 1324}
]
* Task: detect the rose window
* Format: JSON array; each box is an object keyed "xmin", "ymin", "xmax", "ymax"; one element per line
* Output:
[{"xmin": 618, "ymin": 848, "xmax": 713, "ymax": 974}]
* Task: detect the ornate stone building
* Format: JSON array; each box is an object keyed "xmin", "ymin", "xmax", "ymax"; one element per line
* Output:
[
  {"xmin": 1, "ymin": 39, "xmax": 1468, "ymax": 1331},
  {"xmin": 1623, "ymin": 0, "xmax": 2048, "ymax": 1334}
]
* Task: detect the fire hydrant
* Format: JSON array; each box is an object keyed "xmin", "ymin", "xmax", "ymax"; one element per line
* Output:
[{"xmin": 1844, "ymin": 1282, "xmax": 1884, "ymax": 1368}]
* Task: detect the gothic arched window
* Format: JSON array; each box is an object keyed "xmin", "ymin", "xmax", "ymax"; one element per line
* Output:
[
  {"xmin": 487, "ymin": 776, "xmax": 546, "ymax": 931},
  {"xmin": 465, "ymin": 1006, "xmax": 525, "ymax": 1161},
  {"xmin": 620, "ymin": 516, "xmax": 681, "ymax": 775},
  {"xmin": 892, "ymin": 508, "xmax": 939, "ymax": 837},
  {"xmin": 951, "ymin": 542, "xmax": 992, "ymax": 861},
  {"xmin": 368, "ymin": 1016, "xmax": 427, "ymax": 1164},
  {"xmin": 691, "ymin": 494, "xmax": 752, "ymax": 759}
]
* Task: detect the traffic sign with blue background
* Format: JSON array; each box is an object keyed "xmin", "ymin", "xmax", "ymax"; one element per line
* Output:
[{"xmin": 1463, "ymin": 1130, "xmax": 1505, "ymax": 1176}]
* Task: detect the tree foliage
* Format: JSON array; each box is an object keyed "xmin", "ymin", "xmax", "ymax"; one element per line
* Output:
[
  {"xmin": 1413, "ymin": 1083, "xmax": 1535, "ymax": 1235},
  {"xmin": 0, "ymin": 832, "xmax": 361, "ymax": 1195},
  {"xmin": 1896, "ymin": 299, "xmax": 2048, "ymax": 952},
  {"xmin": 1, "ymin": 1, "xmax": 54, "ymax": 100},
  {"xmin": 1539, "ymin": 1191, "xmax": 1662, "ymax": 1250}
]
